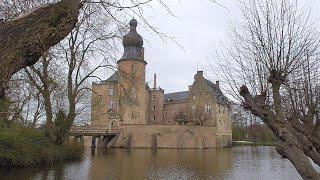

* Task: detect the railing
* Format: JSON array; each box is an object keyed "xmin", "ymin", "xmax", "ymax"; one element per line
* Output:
[{"xmin": 69, "ymin": 126, "xmax": 118, "ymax": 136}]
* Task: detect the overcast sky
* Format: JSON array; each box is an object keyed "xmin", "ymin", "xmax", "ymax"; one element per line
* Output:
[{"xmin": 110, "ymin": 0, "xmax": 320, "ymax": 94}]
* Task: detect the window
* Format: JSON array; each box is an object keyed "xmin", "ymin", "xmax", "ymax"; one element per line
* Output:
[
  {"xmin": 219, "ymin": 105, "xmax": 221, "ymax": 113},
  {"xmin": 193, "ymin": 95, "xmax": 196, "ymax": 100},
  {"xmin": 109, "ymin": 88, "xmax": 114, "ymax": 96},
  {"xmin": 132, "ymin": 64, "xmax": 136, "ymax": 71},
  {"xmin": 205, "ymin": 104, "xmax": 212, "ymax": 113},
  {"xmin": 164, "ymin": 110, "xmax": 168, "ymax": 116},
  {"xmin": 153, "ymin": 116, "xmax": 156, "ymax": 121},
  {"xmin": 152, "ymin": 95, "xmax": 156, "ymax": 100},
  {"xmin": 191, "ymin": 105, "xmax": 196, "ymax": 112},
  {"xmin": 109, "ymin": 101, "xmax": 115, "ymax": 110},
  {"xmin": 153, "ymin": 105, "xmax": 156, "ymax": 110},
  {"xmin": 131, "ymin": 87, "xmax": 136, "ymax": 98},
  {"xmin": 173, "ymin": 109, "xmax": 176, "ymax": 115},
  {"xmin": 97, "ymin": 95, "xmax": 103, "ymax": 107}
]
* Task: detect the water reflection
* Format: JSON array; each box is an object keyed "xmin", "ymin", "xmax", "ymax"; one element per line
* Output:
[
  {"xmin": 0, "ymin": 146, "xmax": 301, "ymax": 180},
  {"xmin": 87, "ymin": 148, "xmax": 233, "ymax": 180}
]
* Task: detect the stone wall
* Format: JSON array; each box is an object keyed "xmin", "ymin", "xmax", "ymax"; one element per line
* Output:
[
  {"xmin": 91, "ymin": 82, "xmax": 119, "ymax": 127},
  {"xmin": 109, "ymin": 125, "xmax": 232, "ymax": 149},
  {"xmin": 148, "ymin": 89, "xmax": 164, "ymax": 124},
  {"xmin": 163, "ymin": 102, "xmax": 187, "ymax": 125}
]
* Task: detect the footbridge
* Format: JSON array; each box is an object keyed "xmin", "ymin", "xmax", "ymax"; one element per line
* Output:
[
  {"xmin": 69, "ymin": 126, "xmax": 118, "ymax": 148},
  {"xmin": 70, "ymin": 126, "xmax": 118, "ymax": 136}
]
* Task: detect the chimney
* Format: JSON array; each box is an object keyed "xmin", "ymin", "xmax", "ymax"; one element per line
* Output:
[
  {"xmin": 194, "ymin": 71, "xmax": 203, "ymax": 81},
  {"xmin": 216, "ymin": 81, "xmax": 220, "ymax": 87},
  {"xmin": 153, "ymin": 73, "xmax": 157, "ymax": 89}
]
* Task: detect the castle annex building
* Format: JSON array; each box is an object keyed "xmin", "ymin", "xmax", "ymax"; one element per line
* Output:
[{"xmin": 90, "ymin": 19, "xmax": 232, "ymax": 148}]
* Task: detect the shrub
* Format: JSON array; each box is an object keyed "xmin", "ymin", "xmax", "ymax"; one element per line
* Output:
[{"xmin": 0, "ymin": 127, "xmax": 82, "ymax": 167}]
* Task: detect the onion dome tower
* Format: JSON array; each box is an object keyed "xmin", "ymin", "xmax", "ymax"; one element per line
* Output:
[
  {"xmin": 118, "ymin": 19, "xmax": 148, "ymax": 125},
  {"xmin": 120, "ymin": 18, "xmax": 145, "ymax": 61}
]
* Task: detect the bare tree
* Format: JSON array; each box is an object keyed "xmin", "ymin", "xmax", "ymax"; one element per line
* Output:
[
  {"xmin": 175, "ymin": 109, "xmax": 209, "ymax": 126},
  {"xmin": 213, "ymin": 0, "xmax": 320, "ymax": 178},
  {"xmin": 1, "ymin": 0, "xmax": 172, "ymax": 144}
]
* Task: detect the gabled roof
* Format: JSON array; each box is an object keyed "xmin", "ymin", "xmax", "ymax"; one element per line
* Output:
[
  {"xmin": 93, "ymin": 72, "xmax": 118, "ymax": 85},
  {"xmin": 164, "ymin": 91, "xmax": 189, "ymax": 103},
  {"xmin": 205, "ymin": 79, "xmax": 223, "ymax": 96},
  {"xmin": 106, "ymin": 72, "xmax": 118, "ymax": 82},
  {"xmin": 205, "ymin": 79, "xmax": 229, "ymax": 105}
]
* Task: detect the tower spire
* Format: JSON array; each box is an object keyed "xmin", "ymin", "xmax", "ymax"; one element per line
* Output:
[{"xmin": 120, "ymin": 19, "xmax": 144, "ymax": 61}]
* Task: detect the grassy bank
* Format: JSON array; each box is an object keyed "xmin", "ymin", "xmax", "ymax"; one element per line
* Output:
[{"xmin": 0, "ymin": 127, "xmax": 82, "ymax": 167}]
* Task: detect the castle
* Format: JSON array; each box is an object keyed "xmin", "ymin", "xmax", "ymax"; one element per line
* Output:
[{"xmin": 90, "ymin": 19, "xmax": 232, "ymax": 148}]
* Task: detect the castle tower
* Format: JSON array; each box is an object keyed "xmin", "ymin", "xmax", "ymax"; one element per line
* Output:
[
  {"xmin": 148, "ymin": 74, "xmax": 164, "ymax": 124},
  {"xmin": 118, "ymin": 19, "xmax": 148, "ymax": 125}
]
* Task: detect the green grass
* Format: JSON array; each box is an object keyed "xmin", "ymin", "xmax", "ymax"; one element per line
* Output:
[{"xmin": 0, "ymin": 127, "xmax": 83, "ymax": 167}]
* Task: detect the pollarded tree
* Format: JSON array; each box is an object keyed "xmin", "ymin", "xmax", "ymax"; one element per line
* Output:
[
  {"xmin": 215, "ymin": 0, "xmax": 320, "ymax": 179},
  {"xmin": 0, "ymin": 0, "xmax": 80, "ymax": 100}
]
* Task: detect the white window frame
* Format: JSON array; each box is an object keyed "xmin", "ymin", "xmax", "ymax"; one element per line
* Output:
[
  {"xmin": 109, "ymin": 101, "xmax": 115, "ymax": 110},
  {"xmin": 205, "ymin": 104, "xmax": 212, "ymax": 113}
]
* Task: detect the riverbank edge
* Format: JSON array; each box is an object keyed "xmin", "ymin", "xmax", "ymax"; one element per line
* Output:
[
  {"xmin": 0, "ymin": 127, "xmax": 83, "ymax": 168},
  {"xmin": 232, "ymin": 141, "xmax": 276, "ymax": 146}
]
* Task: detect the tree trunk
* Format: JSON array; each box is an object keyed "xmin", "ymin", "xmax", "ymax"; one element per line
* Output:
[
  {"xmin": 240, "ymin": 85, "xmax": 320, "ymax": 179},
  {"xmin": 0, "ymin": 0, "xmax": 81, "ymax": 102}
]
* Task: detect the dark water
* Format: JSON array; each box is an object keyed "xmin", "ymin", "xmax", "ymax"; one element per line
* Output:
[{"xmin": 0, "ymin": 146, "xmax": 302, "ymax": 180}]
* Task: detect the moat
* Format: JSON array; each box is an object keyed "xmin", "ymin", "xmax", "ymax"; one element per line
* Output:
[{"xmin": 0, "ymin": 146, "xmax": 301, "ymax": 180}]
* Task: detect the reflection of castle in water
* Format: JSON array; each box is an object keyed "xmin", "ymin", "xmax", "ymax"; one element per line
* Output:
[
  {"xmin": 87, "ymin": 148, "xmax": 233, "ymax": 179},
  {"xmin": 0, "ymin": 147, "xmax": 303, "ymax": 179}
]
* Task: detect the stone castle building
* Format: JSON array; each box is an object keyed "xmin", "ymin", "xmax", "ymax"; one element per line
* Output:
[{"xmin": 90, "ymin": 19, "xmax": 232, "ymax": 148}]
